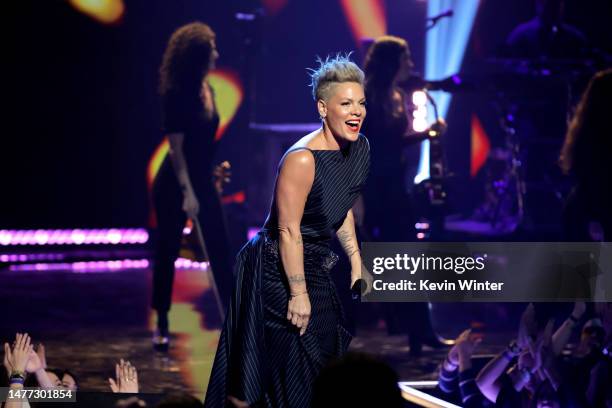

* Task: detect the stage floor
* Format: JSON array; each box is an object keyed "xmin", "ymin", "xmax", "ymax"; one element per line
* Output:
[{"xmin": 0, "ymin": 261, "xmax": 510, "ymax": 399}]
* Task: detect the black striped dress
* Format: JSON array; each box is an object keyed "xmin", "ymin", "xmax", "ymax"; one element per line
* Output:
[{"xmin": 204, "ymin": 134, "xmax": 370, "ymax": 407}]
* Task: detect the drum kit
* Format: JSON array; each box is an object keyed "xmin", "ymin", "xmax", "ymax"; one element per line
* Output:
[{"xmin": 411, "ymin": 55, "xmax": 611, "ymax": 238}]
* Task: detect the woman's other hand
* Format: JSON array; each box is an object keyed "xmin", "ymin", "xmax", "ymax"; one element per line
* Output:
[
  {"xmin": 350, "ymin": 266, "xmax": 373, "ymax": 296},
  {"xmin": 109, "ymin": 359, "xmax": 139, "ymax": 393},
  {"xmin": 287, "ymin": 293, "xmax": 311, "ymax": 336},
  {"xmin": 182, "ymin": 189, "xmax": 200, "ymax": 218},
  {"xmin": 7, "ymin": 333, "xmax": 33, "ymax": 374}
]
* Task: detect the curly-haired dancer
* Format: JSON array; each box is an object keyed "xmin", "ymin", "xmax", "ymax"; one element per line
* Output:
[
  {"xmin": 560, "ymin": 69, "xmax": 612, "ymax": 241},
  {"xmin": 151, "ymin": 22, "xmax": 233, "ymax": 348}
]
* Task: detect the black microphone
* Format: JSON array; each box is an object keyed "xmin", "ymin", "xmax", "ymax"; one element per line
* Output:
[
  {"xmin": 351, "ymin": 279, "xmax": 364, "ymax": 301},
  {"xmin": 427, "ymin": 9, "xmax": 454, "ymax": 24}
]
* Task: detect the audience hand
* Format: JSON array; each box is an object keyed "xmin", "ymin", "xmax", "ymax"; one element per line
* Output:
[
  {"xmin": 36, "ymin": 343, "xmax": 47, "ymax": 370},
  {"xmin": 455, "ymin": 329, "xmax": 482, "ymax": 364},
  {"xmin": 109, "ymin": 359, "xmax": 139, "ymax": 393},
  {"xmin": 572, "ymin": 301, "xmax": 586, "ymax": 321},
  {"xmin": 25, "ymin": 348, "xmax": 43, "ymax": 374},
  {"xmin": 3, "ymin": 343, "xmax": 11, "ymax": 378},
  {"xmin": 517, "ymin": 303, "xmax": 537, "ymax": 350},
  {"xmin": 5, "ymin": 333, "xmax": 33, "ymax": 374}
]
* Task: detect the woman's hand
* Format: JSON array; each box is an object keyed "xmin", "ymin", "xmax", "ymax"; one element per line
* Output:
[
  {"xmin": 287, "ymin": 293, "xmax": 311, "ymax": 336},
  {"xmin": 25, "ymin": 348, "xmax": 43, "ymax": 374},
  {"xmin": 517, "ymin": 303, "xmax": 537, "ymax": 350},
  {"xmin": 571, "ymin": 301, "xmax": 586, "ymax": 321},
  {"xmin": 36, "ymin": 343, "xmax": 47, "ymax": 370},
  {"xmin": 182, "ymin": 189, "xmax": 200, "ymax": 218},
  {"xmin": 454, "ymin": 329, "xmax": 482, "ymax": 369},
  {"xmin": 6, "ymin": 333, "xmax": 33, "ymax": 374},
  {"xmin": 109, "ymin": 359, "xmax": 139, "ymax": 394},
  {"xmin": 350, "ymin": 266, "xmax": 373, "ymax": 296}
]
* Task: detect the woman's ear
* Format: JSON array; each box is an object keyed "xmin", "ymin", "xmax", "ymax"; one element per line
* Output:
[{"xmin": 317, "ymin": 99, "xmax": 327, "ymax": 119}]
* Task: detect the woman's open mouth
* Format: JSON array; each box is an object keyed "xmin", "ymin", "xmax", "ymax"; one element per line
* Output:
[{"xmin": 345, "ymin": 119, "xmax": 360, "ymax": 132}]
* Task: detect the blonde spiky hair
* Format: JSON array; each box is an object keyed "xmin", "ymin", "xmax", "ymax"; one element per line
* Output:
[{"xmin": 308, "ymin": 53, "xmax": 365, "ymax": 101}]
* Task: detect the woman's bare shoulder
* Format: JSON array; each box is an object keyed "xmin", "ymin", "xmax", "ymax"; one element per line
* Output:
[{"xmin": 290, "ymin": 129, "xmax": 325, "ymax": 151}]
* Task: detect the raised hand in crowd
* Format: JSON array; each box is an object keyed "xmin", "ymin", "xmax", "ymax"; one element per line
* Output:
[
  {"xmin": 551, "ymin": 301, "xmax": 586, "ymax": 355},
  {"xmin": 4, "ymin": 333, "xmax": 34, "ymax": 408},
  {"xmin": 476, "ymin": 304, "xmax": 543, "ymax": 402},
  {"xmin": 109, "ymin": 359, "xmax": 139, "ymax": 394},
  {"xmin": 527, "ymin": 320, "xmax": 560, "ymax": 389},
  {"xmin": 453, "ymin": 329, "xmax": 482, "ymax": 372},
  {"xmin": 517, "ymin": 303, "xmax": 538, "ymax": 350},
  {"xmin": 3, "ymin": 342, "xmax": 12, "ymax": 378},
  {"xmin": 4, "ymin": 333, "xmax": 33, "ymax": 378},
  {"xmin": 24, "ymin": 344, "xmax": 56, "ymax": 388},
  {"xmin": 36, "ymin": 343, "xmax": 47, "ymax": 370},
  {"xmin": 439, "ymin": 329, "xmax": 486, "ymax": 407}
]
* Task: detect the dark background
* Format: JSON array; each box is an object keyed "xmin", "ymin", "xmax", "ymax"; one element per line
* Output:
[{"xmin": 3, "ymin": 0, "xmax": 611, "ymax": 230}]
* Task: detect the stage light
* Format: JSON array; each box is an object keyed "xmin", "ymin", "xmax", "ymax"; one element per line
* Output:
[
  {"xmin": 470, "ymin": 114, "xmax": 490, "ymax": 177},
  {"xmin": 415, "ymin": 0, "xmax": 480, "ymax": 184},
  {"xmin": 208, "ymin": 69, "xmax": 244, "ymax": 141},
  {"xmin": 340, "ymin": 0, "xmax": 386, "ymax": 45},
  {"xmin": 34, "ymin": 230, "xmax": 48, "ymax": 245},
  {"xmin": 247, "ymin": 227, "xmax": 259, "ymax": 240},
  {"xmin": 412, "ymin": 90, "xmax": 428, "ymax": 106},
  {"xmin": 401, "ymin": 380, "xmax": 439, "ymax": 388},
  {"xmin": 106, "ymin": 228, "xmax": 122, "ymax": 244},
  {"xmin": 261, "ymin": 0, "xmax": 289, "ymax": 16},
  {"xmin": 412, "ymin": 90, "xmax": 429, "ymax": 132},
  {"xmin": 69, "ymin": 0, "xmax": 124, "ymax": 25},
  {"xmin": 399, "ymin": 382, "xmax": 460, "ymax": 408},
  {"xmin": 71, "ymin": 229, "xmax": 86, "ymax": 245},
  {"xmin": 7, "ymin": 257, "xmax": 207, "ymax": 272},
  {"xmin": 221, "ymin": 190, "xmax": 246, "ymax": 205},
  {"xmin": 146, "ymin": 138, "xmax": 169, "ymax": 193},
  {"xmin": 0, "ymin": 229, "xmax": 149, "ymax": 246}
]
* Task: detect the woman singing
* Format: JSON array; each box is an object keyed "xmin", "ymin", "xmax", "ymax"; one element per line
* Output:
[
  {"xmin": 152, "ymin": 22, "xmax": 233, "ymax": 348},
  {"xmin": 204, "ymin": 55, "xmax": 370, "ymax": 407}
]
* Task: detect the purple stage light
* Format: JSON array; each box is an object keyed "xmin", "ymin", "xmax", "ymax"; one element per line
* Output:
[
  {"xmin": 34, "ymin": 230, "xmax": 49, "ymax": 245},
  {"xmin": 247, "ymin": 227, "xmax": 259, "ymax": 240},
  {"xmin": 7, "ymin": 257, "xmax": 207, "ymax": 272},
  {"xmin": 0, "ymin": 228, "xmax": 149, "ymax": 246}
]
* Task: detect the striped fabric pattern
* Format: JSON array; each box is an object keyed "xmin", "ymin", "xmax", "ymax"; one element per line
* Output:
[{"xmin": 204, "ymin": 135, "xmax": 370, "ymax": 407}]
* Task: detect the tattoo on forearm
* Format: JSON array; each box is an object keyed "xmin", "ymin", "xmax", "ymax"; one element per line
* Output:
[
  {"xmin": 295, "ymin": 237, "xmax": 302, "ymax": 245},
  {"xmin": 337, "ymin": 230, "xmax": 360, "ymax": 258},
  {"xmin": 288, "ymin": 275, "xmax": 306, "ymax": 284}
]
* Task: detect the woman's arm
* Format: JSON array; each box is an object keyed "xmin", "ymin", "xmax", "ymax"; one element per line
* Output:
[
  {"xmin": 276, "ymin": 150, "xmax": 315, "ymax": 336},
  {"xmin": 336, "ymin": 209, "xmax": 363, "ymax": 287},
  {"xmin": 24, "ymin": 348, "xmax": 54, "ymax": 388},
  {"xmin": 167, "ymin": 133, "xmax": 199, "ymax": 217},
  {"xmin": 551, "ymin": 301, "xmax": 585, "ymax": 355},
  {"xmin": 5, "ymin": 382, "xmax": 31, "ymax": 408},
  {"xmin": 475, "ymin": 348, "xmax": 516, "ymax": 402}
]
